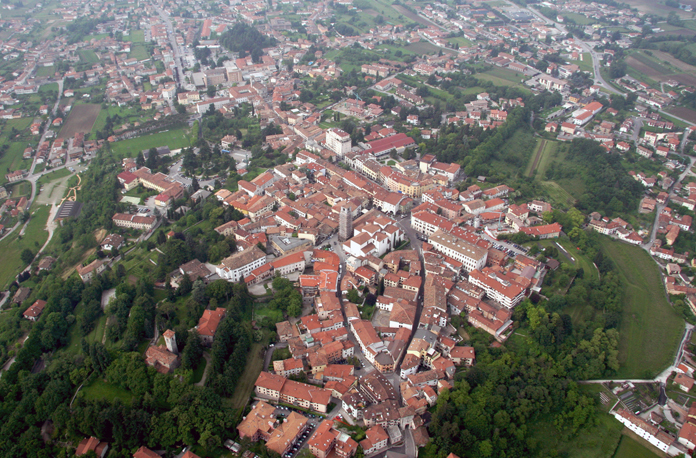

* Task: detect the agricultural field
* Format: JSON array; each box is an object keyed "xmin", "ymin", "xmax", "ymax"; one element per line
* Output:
[
  {"xmin": 477, "ymin": 67, "xmax": 532, "ymax": 93},
  {"xmin": 626, "ymin": 50, "xmax": 696, "ymax": 87},
  {"xmin": 599, "ymin": 238, "xmax": 683, "ymax": 379},
  {"xmin": 58, "ymin": 104, "xmax": 101, "ymax": 138},
  {"xmin": 405, "ymin": 41, "xmax": 446, "ymax": 55},
  {"xmin": 525, "ymin": 138, "xmax": 559, "ymax": 178}
]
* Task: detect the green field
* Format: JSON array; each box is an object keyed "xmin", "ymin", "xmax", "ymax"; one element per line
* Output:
[
  {"xmin": 190, "ymin": 358, "xmax": 207, "ymax": 384},
  {"xmin": 129, "ymin": 43, "xmax": 150, "ymax": 61},
  {"xmin": 569, "ymin": 53, "xmax": 594, "ymax": 74},
  {"xmin": 78, "ymin": 49, "xmax": 99, "ymax": 64},
  {"xmin": 613, "ymin": 435, "xmax": 662, "ymax": 458},
  {"xmin": 81, "ymin": 379, "xmax": 133, "ymax": 404},
  {"xmin": 0, "ymin": 204, "xmax": 51, "ymax": 289},
  {"xmin": 0, "ymin": 143, "xmax": 33, "ymax": 186},
  {"xmin": 599, "ymin": 238, "xmax": 683, "ymax": 378},
  {"xmin": 37, "ymin": 168, "xmax": 72, "ymax": 187},
  {"xmin": 477, "ymin": 68, "xmax": 532, "ymax": 93},
  {"xmin": 127, "ymin": 30, "xmax": 145, "ymax": 43},
  {"xmin": 447, "ymin": 36, "xmax": 473, "ymax": 48},
  {"xmin": 109, "ymin": 127, "xmax": 193, "ymax": 158}
]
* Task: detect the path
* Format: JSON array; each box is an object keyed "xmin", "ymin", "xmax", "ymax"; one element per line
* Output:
[
  {"xmin": 195, "ymin": 352, "xmax": 212, "ymax": 387},
  {"xmin": 30, "ymin": 78, "xmax": 64, "ymax": 176}
]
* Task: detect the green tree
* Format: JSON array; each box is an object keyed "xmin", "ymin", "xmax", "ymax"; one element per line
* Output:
[
  {"xmin": 20, "ymin": 249, "xmax": 34, "ymax": 265},
  {"xmin": 182, "ymin": 330, "xmax": 203, "ymax": 370}
]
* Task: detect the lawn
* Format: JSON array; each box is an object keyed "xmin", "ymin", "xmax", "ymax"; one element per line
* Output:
[
  {"xmin": 477, "ymin": 68, "xmax": 532, "ymax": 93},
  {"xmin": 81, "ymin": 379, "xmax": 134, "ymax": 404},
  {"xmin": 230, "ymin": 342, "xmax": 265, "ymax": 410},
  {"xmin": 190, "ymin": 357, "xmax": 207, "ymax": 384},
  {"xmin": 0, "ymin": 142, "xmax": 33, "ymax": 186},
  {"xmin": 613, "ymin": 434, "xmax": 662, "ymax": 458},
  {"xmin": 599, "ymin": 237, "xmax": 684, "ymax": 379},
  {"xmin": 109, "ymin": 127, "xmax": 193, "ymax": 158},
  {"xmin": 37, "ymin": 167, "xmax": 71, "ymax": 187},
  {"xmin": 541, "ymin": 180, "xmax": 577, "ymax": 208},
  {"xmin": 85, "ymin": 315, "xmax": 107, "ymax": 345},
  {"xmin": 569, "ymin": 53, "xmax": 594, "ymax": 74},
  {"xmin": 0, "ymin": 204, "xmax": 50, "ymax": 289}
]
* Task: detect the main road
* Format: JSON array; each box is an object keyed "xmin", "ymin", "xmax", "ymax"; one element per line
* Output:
[{"xmin": 154, "ymin": 4, "xmax": 186, "ymax": 88}]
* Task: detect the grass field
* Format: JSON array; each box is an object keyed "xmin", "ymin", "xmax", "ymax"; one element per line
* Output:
[
  {"xmin": 0, "ymin": 204, "xmax": 51, "ymax": 289},
  {"xmin": 599, "ymin": 238, "xmax": 683, "ymax": 379},
  {"xmin": 541, "ymin": 180, "xmax": 577, "ymax": 208},
  {"xmin": 35, "ymin": 66, "xmax": 54, "ymax": 77},
  {"xmin": 613, "ymin": 434, "xmax": 662, "ymax": 458},
  {"xmin": 569, "ymin": 53, "xmax": 594, "ymax": 74},
  {"xmin": 129, "ymin": 43, "xmax": 150, "ymax": 61},
  {"xmin": 477, "ymin": 68, "xmax": 532, "ymax": 93},
  {"xmin": 109, "ymin": 127, "xmax": 193, "ymax": 158},
  {"xmin": 230, "ymin": 342, "xmax": 265, "ymax": 410},
  {"xmin": 81, "ymin": 379, "xmax": 133, "ymax": 404},
  {"xmin": 528, "ymin": 406, "xmax": 623, "ymax": 458}
]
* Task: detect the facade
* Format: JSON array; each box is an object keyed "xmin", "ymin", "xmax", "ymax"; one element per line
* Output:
[
  {"xmin": 326, "ymin": 128, "xmax": 351, "ymax": 157},
  {"xmin": 112, "ymin": 213, "xmax": 157, "ymax": 231},
  {"xmin": 429, "ymin": 229, "xmax": 488, "ymax": 273},
  {"xmin": 254, "ymin": 372, "xmax": 333, "ymax": 413},
  {"xmin": 468, "ymin": 268, "xmax": 526, "ymax": 309}
]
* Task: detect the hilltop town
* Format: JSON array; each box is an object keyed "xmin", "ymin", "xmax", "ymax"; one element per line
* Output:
[{"xmin": 6, "ymin": 0, "xmax": 696, "ymax": 458}]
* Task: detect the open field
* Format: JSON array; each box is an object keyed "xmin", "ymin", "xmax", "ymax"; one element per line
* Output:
[
  {"xmin": 0, "ymin": 204, "xmax": 50, "ymax": 289},
  {"xmin": 391, "ymin": 3, "xmax": 438, "ymax": 28},
  {"xmin": 622, "ymin": 0, "xmax": 687, "ymax": 16},
  {"xmin": 35, "ymin": 66, "xmax": 54, "ymax": 77},
  {"xmin": 78, "ymin": 49, "xmax": 99, "ymax": 63},
  {"xmin": 613, "ymin": 434, "xmax": 662, "ymax": 458},
  {"xmin": 127, "ymin": 30, "xmax": 145, "ymax": 43},
  {"xmin": 405, "ymin": 41, "xmax": 445, "ymax": 55},
  {"xmin": 129, "ymin": 43, "xmax": 150, "ymax": 61},
  {"xmin": 569, "ymin": 53, "xmax": 593, "ymax": 74},
  {"xmin": 541, "ymin": 180, "xmax": 577, "ymax": 208},
  {"xmin": 599, "ymin": 238, "xmax": 683, "ymax": 378},
  {"xmin": 58, "ymin": 104, "xmax": 101, "ymax": 138},
  {"xmin": 109, "ymin": 127, "xmax": 193, "ymax": 158},
  {"xmin": 230, "ymin": 342, "xmax": 265, "ymax": 410},
  {"xmin": 477, "ymin": 67, "xmax": 532, "ymax": 93}
]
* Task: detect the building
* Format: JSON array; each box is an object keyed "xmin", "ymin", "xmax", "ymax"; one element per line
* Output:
[
  {"xmin": 76, "ymin": 437, "xmax": 109, "ymax": 457},
  {"xmin": 326, "ymin": 128, "xmax": 351, "ymax": 157},
  {"xmin": 145, "ymin": 345, "xmax": 180, "ymax": 373},
  {"xmin": 360, "ymin": 425, "xmax": 389, "ymax": 454},
  {"xmin": 112, "ymin": 213, "xmax": 157, "ymax": 231},
  {"xmin": 429, "ymin": 229, "xmax": 488, "ymax": 273},
  {"xmin": 237, "ymin": 401, "xmax": 276, "ymax": 441},
  {"xmin": 266, "ymin": 412, "xmax": 308, "ymax": 456},
  {"xmin": 254, "ymin": 372, "xmax": 333, "ymax": 413},
  {"xmin": 100, "ymin": 234, "xmax": 124, "ymax": 251},
  {"xmin": 613, "ymin": 408, "xmax": 673, "ymax": 453},
  {"xmin": 133, "ymin": 446, "xmax": 161, "ymax": 458},
  {"xmin": 308, "ymin": 419, "xmax": 359, "ymax": 458},
  {"xmin": 339, "ymin": 206, "xmax": 353, "ymax": 242},
  {"xmin": 216, "ymin": 246, "xmax": 267, "ymax": 281},
  {"xmin": 195, "ymin": 307, "xmax": 227, "ymax": 346},
  {"xmin": 76, "ymin": 259, "xmax": 107, "ymax": 283},
  {"xmin": 23, "ymin": 299, "xmax": 46, "ymax": 321},
  {"xmin": 468, "ymin": 268, "xmax": 526, "ymax": 308}
]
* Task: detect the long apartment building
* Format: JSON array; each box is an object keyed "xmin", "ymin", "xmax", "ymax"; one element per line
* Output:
[
  {"xmin": 112, "ymin": 213, "xmax": 157, "ymax": 231},
  {"xmin": 254, "ymin": 372, "xmax": 333, "ymax": 413},
  {"xmin": 410, "ymin": 211, "xmax": 455, "ymax": 237},
  {"xmin": 428, "ymin": 229, "xmax": 488, "ymax": 273}
]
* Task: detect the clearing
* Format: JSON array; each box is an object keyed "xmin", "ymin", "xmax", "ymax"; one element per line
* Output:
[
  {"xmin": 58, "ymin": 104, "xmax": 101, "ymax": 138},
  {"xmin": 80, "ymin": 379, "xmax": 133, "ymax": 404},
  {"xmin": 0, "ymin": 204, "xmax": 51, "ymax": 289},
  {"xmin": 599, "ymin": 237, "xmax": 683, "ymax": 379}
]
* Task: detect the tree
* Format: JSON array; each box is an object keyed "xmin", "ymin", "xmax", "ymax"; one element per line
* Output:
[
  {"xmin": 192, "ymin": 177, "xmax": 200, "ymax": 192},
  {"xmin": 347, "ymin": 288, "xmax": 361, "ymax": 304},
  {"xmin": 20, "ymin": 249, "xmax": 34, "ymax": 265},
  {"xmin": 182, "ymin": 330, "xmax": 203, "ymax": 370}
]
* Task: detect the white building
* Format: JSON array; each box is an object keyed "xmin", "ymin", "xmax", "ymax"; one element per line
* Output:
[
  {"xmin": 326, "ymin": 128, "xmax": 352, "ymax": 157},
  {"xmin": 428, "ymin": 229, "xmax": 488, "ymax": 273},
  {"xmin": 613, "ymin": 409, "xmax": 673, "ymax": 454},
  {"xmin": 216, "ymin": 246, "xmax": 267, "ymax": 282}
]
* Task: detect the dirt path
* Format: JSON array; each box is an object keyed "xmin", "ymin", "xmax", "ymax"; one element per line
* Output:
[
  {"xmin": 195, "ymin": 352, "xmax": 212, "ymax": 387},
  {"xmin": 527, "ymin": 139, "xmax": 547, "ymax": 177}
]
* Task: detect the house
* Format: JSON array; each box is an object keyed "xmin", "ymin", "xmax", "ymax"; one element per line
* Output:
[
  {"xmin": 23, "ymin": 299, "xmax": 46, "ymax": 321},
  {"xmin": 75, "ymin": 437, "xmax": 109, "ymax": 458},
  {"xmin": 196, "ymin": 307, "xmax": 227, "ymax": 346},
  {"xmin": 100, "ymin": 234, "xmax": 124, "ymax": 251},
  {"xmin": 76, "ymin": 259, "xmax": 107, "ymax": 282},
  {"xmin": 676, "ymin": 373, "xmax": 695, "ymax": 392},
  {"xmin": 145, "ymin": 345, "xmax": 180, "ymax": 373},
  {"xmin": 133, "ymin": 446, "xmax": 161, "ymax": 458},
  {"xmin": 360, "ymin": 425, "xmax": 389, "ymax": 455}
]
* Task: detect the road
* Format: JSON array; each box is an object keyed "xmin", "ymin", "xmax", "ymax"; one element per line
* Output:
[
  {"xmin": 154, "ymin": 5, "xmax": 186, "ymax": 88},
  {"xmin": 30, "ymin": 78, "xmax": 64, "ymax": 176}
]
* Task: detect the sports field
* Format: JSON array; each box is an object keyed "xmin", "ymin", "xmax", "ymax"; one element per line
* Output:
[
  {"xmin": 599, "ymin": 238, "xmax": 683, "ymax": 379},
  {"xmin": 58, "ymin": 104, "xmax": 101, "ymax": 138}
]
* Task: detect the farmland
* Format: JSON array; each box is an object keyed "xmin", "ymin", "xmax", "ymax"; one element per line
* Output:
[
  {"xmin": 58, "ymin": 104, "xmax": 101, "ymax": 138},
  {"xmin": 599, "ymin": 238, "xmax": 683, "ymax": 379}
]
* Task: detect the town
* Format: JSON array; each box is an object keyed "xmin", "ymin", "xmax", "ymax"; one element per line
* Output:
[{"xmin": 4, "ymin": 0, "xmax": 696, "ymax": 458}]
